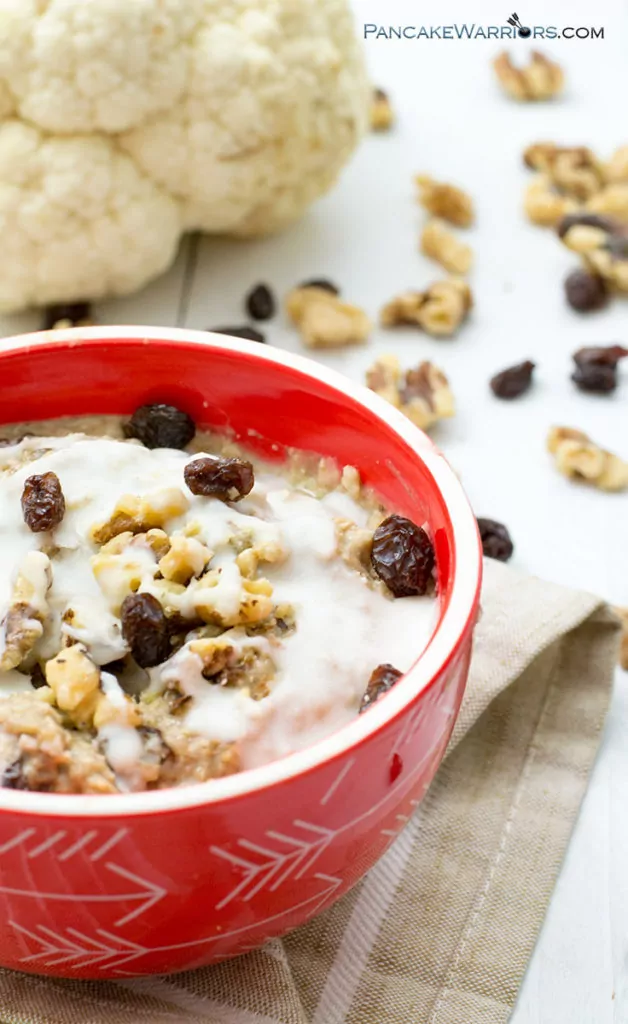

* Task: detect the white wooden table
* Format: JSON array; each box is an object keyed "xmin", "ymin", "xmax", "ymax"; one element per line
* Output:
[{"xmin": 2, "ymin": 1, "xmax": 627, "ymax": 1018}]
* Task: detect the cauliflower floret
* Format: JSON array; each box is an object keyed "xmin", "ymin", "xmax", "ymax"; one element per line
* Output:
[
  {"xmin": 0, "ymin": 0, "xmax": 368, "ymax": 310},
  {"xmin": 0, "ymin": 121, "xmax": 181, "ymax": 312}
]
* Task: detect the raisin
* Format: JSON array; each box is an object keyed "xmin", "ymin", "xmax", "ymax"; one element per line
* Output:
[
  {"xmin": 571, "ymin": 364, "xmax": 617, "ymax": 394},
  {"xmin": 101, "ymin": 658, "xmax": 127, "ymax": 675},
  {"xmin": 360, "ymin": 663, "xmax": 403, "ymax": 714},
  {"xmin": 490, "ymin": 360, "xmax": 535, "ymax": 399},
  {"xmin": 477, "ymin": 518, "xmax": 514, "ymax": 562},
  {"xmin": 124, "ymin": 403, "xmax": 196, "ymax": 450},
  {"xmin": 184, "ymin": 456, "xmax": 254, "ymax": 502},
  {"xmin": 137, "ymin": 726, "xmax": 172, "ymax": 766},
  {"xmin": 245, "ymin": 284, "xmax": 276, "ymax": 321},
  {"xmin": 210, "ymin": 325, "xmax": 266, "ymax": 343},
  {"xmin": 564, "ymin": 269, "xmax": 607, "ymax": 312},
  {"xmin": 556, "ymin": 213, "xmax": 617, "ymax": 239},
  {"xmin": 21, "ymin": 472, "xmax": 66, "ymax": 532},
  {"xmin": 298, "ymin": 278, "xmax": 340, "ymax": 295},
  {"xmin": 30, "ymin": 664, "xmax": 47, "ymax": 689},
  {"xmin": 42, "ymin": 302, "xmax": 92, "ymax": 331},
  {"xmin": 121, "ymin": 593, "xmax": 171, "ymax": 668},
  {"xmin": 573, "ymin": 345, "xmax": 628, "ymax": 368},
  {"xmin": 370, "ymin": 514, "xmax": 435, "ymax": 597},
  {"xmin": 1, "ymin": 759, "xmax": 29, "ymax": 790}
]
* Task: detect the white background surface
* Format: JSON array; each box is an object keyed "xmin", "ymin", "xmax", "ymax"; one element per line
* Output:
[{"xmin": 1, "ymin": 0, "xmax": 628, "ymax": 1019}]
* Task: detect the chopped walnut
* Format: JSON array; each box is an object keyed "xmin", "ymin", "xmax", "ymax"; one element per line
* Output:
[
  {"xmin": 158, "ymin": 535, "xmax": 212, "ymax": 585},
  {"xmin": 381, "ymin": 279, "xmax": 472, "ymax": 337},
  {"xmin": 613, "ymin": 607, "xmax": 628, "ymax": 670},
  {"xmin": 523, "ymin": 144, "xmax": 602, "ymax": 201},
  {"xmin": 415, "ymin": 175, "xmax": 474, "ymax": 227},
  {"xmin": 524, "ymin": 174, "xmax": 579, "ymax": 226},
  {"xmin": 421, "ymin": 220, "xmax": 473, "ymax": 275},
  {"xmin": 45, "ymin": 644, "xmax": 139, "ymax": 730},
  {"xmin": 370, "ymin": 88, "xmax": 394, "ymax": 131},
  {"xmin": 559, "ymin": 214, "xmax": 628, "ymax": 292},
  {"xmin": 335, "ymin": 519, "xmax": 373, "ymax": 574},
  {"xmin": 367, "ymin": 355, "xmax": 455, "ymax": 431},
  {"xmin": 0, "ymin": 551, "xmax": 52, "ymax": 671},
  {"xmin": 547, "ymin": 427, "xmax": 628, "ymax": 492},
  {"xmin": 91, "ymin": 488, "xmax": 189, "ymax": 545},
  {"xmin": 587, "ymin": 183, "xmax": 628, "ymax": 223},
  {"xmin": 285, "ymin": 286, "xmax": 371, "ymax": 348},
  {"xmin": 340, "ymin": 465, "xmax": 361, "ymax": 501},
  {"xmin": 604, "ymin": 147, "xmax": 628, "ymax": 184},
  {"xmin": 493, "ymin": 50, "xmax": 564, "ymax": 101}
]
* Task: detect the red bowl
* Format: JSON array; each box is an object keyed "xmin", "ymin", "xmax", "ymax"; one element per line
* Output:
[{"xmin": 0, "ymin": 327, "xmax": 481, "ymax": 978}]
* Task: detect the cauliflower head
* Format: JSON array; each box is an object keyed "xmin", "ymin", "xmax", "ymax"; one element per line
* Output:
[{"xmin": 0, "ymin": 0, "xmax": 368, "ymax": 312}]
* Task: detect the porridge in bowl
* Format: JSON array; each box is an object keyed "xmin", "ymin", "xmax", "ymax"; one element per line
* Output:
[{"xmin": 0, "ymin": 406, "xmax": 438, "ymax": 794}]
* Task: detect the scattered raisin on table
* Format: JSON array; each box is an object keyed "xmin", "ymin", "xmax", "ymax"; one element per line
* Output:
[
  {"xmin": 42, "ymin": 302, "xmax": 92, "ymax": 331},
  {"xmin": 21, "ymin": 472, "xmax": 66, "ymax": 533},
  {"xmin": 490, "ymin": 361, "xmax": 535, "ymax": 399},
  {"xmin": 121, "ymin": 593, "xmax": 171, "ymax": 668},
  {"xmin": 476, "ymin": 518, "xmax": 514, "ymax": 562},
  {"xmin": 371, "ymin": 514, "xmax": 435, "ymax": 597},
  {"xmin": 210, "ymin": 325, "xmax": 266, "ymax": 343},
  {"xmin": 1, "ymin": 759, "xmax": 29, "ymax": 790},
  {"xmin": 245, "ymin": 284, "xmax": 276, "ymax": 321},
  {"xmin": 573, "ymin": 345, "xmax": 628, "ymax": 368},
  {"xmin": 298, "ymin": 278, "xmax": 340, "ymax": 295},
  {"xmin": 184, "ymin": 456, "xmax": 254, "ymax": 502},
  {"xmin": 359, "ymin": 663, "xmax": 403, "ymax": 714},
  {"xmin": 564, "ymin": 269, "xmax": 608, "ymax": 312},
  {"xmin": 571, "ymin": 364, "xmax": 617, "ymax": 393},
  {"xmin": 123, "ymin": 403, "xmax": 196, "ymax": 450}
]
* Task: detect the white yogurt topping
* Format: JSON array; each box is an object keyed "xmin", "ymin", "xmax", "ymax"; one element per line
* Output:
[{"xmin": 0, "ymin": 434, "xmax": 438, "ymax": 773}]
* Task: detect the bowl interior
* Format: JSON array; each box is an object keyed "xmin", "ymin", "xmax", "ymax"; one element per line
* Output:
[
  {"xmin": 0, "ymin": 333, "xmax": 456, "ymax": 615},
  {"xmin": 0, "ymin": 329, "xmax": 481, "ymax": 814}
]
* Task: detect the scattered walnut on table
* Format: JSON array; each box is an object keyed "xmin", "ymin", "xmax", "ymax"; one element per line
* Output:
[
  {"xmin": 493, "ymin": 50, "xmax": 564, "ymax": 101},
  {"xmin": 524, "ymin": 174, "xmax": 579, "ymax": 227},
  {"xmin": 587, "ymin": 183, "xmax": 628, "ymax": 223},
  {"xmin": 547, "ymin": 427, "xmax": 628, "ymax": 492},
  {"xmin": 557, "ymin": 212, "xmax": 628, "ymax": 292},
  {"xmin": 604, "ymin": 146, "xmax": 628, "ymax": 184},
  {"xmin": 285, "ymin": 285, "xmax": 371, "ymax": 348},
  {"xmin": 381, "ymin": 279, "xmax": 472, "ymax": 337},
  {"xmin": 370, "ymin": 88, "xmax": 394, "ymax": 131},
  {"xmin": 367, "ymin": 355, "xmax": 455, "ymax": 431},
  {"xmin": 415, "ymin": 175, "xmax": 474, "ymax": 227},
  {"xmin": 523, "ymin": 143, "xmax": 603, "ymax": 201},
  {"xmin": 421, "ymin": 220, "xmax": 473, "ymax": 275}
]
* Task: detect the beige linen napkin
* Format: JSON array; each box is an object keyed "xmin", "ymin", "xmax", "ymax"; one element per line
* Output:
[{"xmin": 0, "ymin": 560, "xmax": 620, "ymax": 1024}]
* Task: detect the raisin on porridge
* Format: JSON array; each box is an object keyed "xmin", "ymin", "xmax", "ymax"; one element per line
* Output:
[{"xmin": 0, "ymin": 411, "xmax": 438, "ymax": 794}]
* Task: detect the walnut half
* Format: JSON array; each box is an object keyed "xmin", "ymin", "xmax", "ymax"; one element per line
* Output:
[
  {"xmin": 494, "ymin": 51, "xmax": 564, "ymax": 101},
  {"xmin": 285, "ymin": 286, "xmax": 371, "ymax": 348},
  {"xmin": 367, "ymin": 355, "xmax": 455, "ymax": 431},
  {"xmin": 381, "ymin": 279, "xmax": 472, "ymax": 337},
  {"xmin": 547, "ymin": 427, "xmax": 628, "ymax": 492}
]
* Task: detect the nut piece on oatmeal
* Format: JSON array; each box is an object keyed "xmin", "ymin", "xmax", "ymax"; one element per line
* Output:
[
  {"xmin": 421, "ymin": 220, "xmax": 473, "ymax": 275},
  {"xmin": 381, "ymin": 279, "xmax": 472, "ymax": 337},
  {"xmin": 547, "ymin": 427, "xmax": 628, "ymax": 492},
  {"xmin": 0, "ymin": 552, "xmax": 52, "ymax": 671},
  {"xmin": 415, "ymin": 175, "xmax": 474, "ymax": 227},
  {"xmin": 367, "ymin": 355, "xmax": 455, "ymax": 431},
  {"xmin": 523, "ymin": 143, "xmax": 603, "ymax": 201},
  {"xmin": 493, "ymin": 50, "xmax": 564, "ymax": 101},
  {"xmin": 158, "ymin": 535, "xmax": 212, "ymax": 584},
  {"xmin": 370, "ymin": 87, "xmax": 394, "ymax": 131},
  {"xmin": 612, "ymin": 607, "xmax": 628, "ymax": 670},
  {"xmin": 91, "ymin": 488, "xmax": 190, "ymax": 545},
  {"xmin": 587, "ymin": 183, "xmax": 628, "ymax": 223},
  {"xmin": 524, "ymin": 174, "xmax": 579, "ymax": 227},
  {"xmin": 285, "ymin": 286, "xmax": 371, "ymax": 348}
]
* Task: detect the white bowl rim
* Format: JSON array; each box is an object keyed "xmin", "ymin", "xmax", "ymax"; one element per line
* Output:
[{"xmin": 0, "ymin": 326, "xmax": 482, "ymax": 817}]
